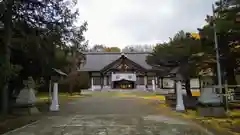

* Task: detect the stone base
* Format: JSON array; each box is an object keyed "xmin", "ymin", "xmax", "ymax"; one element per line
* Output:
[
  {"xmin": 50, "ymin": 104, "xmax": 60, "ymax": 112},
  {"xmin": 176, "ymin": 105, "xmax": 185, "ymax": 112},
  {"xmin": 197, "ymin": 106, "xmax": 226, "ymax": 117},
  {"xmin": 176, "ymin": 109, "xmax": 186, "ymax": 113}
]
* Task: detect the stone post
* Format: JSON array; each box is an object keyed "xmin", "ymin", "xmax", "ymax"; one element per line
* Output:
[
  {"xmin": 176, "ymin": 80, "xmax": 185, "ymax": 112},
  {"xmin": 50, "ymin": 82, "xmax": 59, "ymax": 111}
]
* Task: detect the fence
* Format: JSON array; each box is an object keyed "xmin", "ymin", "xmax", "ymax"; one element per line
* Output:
[
  {"xmin": 211, "ymin": 84, "xmax": 240, "ymax": 111},
  {"xmin": 213, "ymin": 84, "xmax": 240, "ymax": 102}
]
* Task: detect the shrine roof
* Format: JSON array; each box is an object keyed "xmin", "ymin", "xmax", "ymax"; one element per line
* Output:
[{"xmin": 79, "ymin": 52, "xmax": 152, "ymax": 71}]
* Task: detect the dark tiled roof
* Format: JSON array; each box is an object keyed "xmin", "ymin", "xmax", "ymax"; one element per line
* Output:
[{"xmin": 79, "ymin": 52, "xmax": 152, "ymax": 71}]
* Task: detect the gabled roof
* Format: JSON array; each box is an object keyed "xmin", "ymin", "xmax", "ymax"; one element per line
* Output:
[
  {"xmin": 100, "ymin": 53, "xmax": 147, "ymax": 73},
  {"xmin": 79, "ymin": 52, "xmax": 152, "ymax": 71}
]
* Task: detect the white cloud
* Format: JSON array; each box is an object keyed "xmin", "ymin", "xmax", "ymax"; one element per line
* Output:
[{"xmin": 76, "ymin": 0, "xmax": 216, "ymax": 48}]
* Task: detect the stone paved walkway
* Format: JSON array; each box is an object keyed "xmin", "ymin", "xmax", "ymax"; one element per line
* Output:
[{"xmin": 4, "ymin": 91, "xmax": 214, "ymax": 135}]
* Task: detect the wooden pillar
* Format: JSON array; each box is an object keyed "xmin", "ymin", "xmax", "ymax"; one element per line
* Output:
[
  {"xmin": 155, "ymin": 77, "xmax": 158, "ymax": 88},
  {"xmin": 104, "ymin": 76, "xmax": 107, "ymax": 86},
  {"xmin": 161, "ymin": 77, "xmax": 163, "ymax": 89},
  {"xmin": 144, "ymin": 75, "xmax": 147, "ymax": 90},
  {"xmin": 134, "ymin": 76, "xmax": 137, "ymax": 89},
  {"xmin": 101, "ymin": 74, "xmax": 103, "ymax": 89},
  {"xmin": 111, "ymin": 72, "xmax": 114, "ymax": 89},
  {"xmin": 89, "ymin": 72, "xmax": 94, "ymax": 91},
  {"xmin": 108, "ymin": 76, "xmax": 111, "ymax": 88},
  {"xmin": 174, "ymin": 79, "xmax": 177, "ymax": 94}
]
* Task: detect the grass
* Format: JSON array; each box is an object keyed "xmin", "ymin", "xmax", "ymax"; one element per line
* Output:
[
  {"xmin": 147, "ymin": 101, "xmax": 240, "ymax": 135},
  {"xmin": 84, "ymin": 91, "xmax": 158, "ymax": 98},
  {"xmin": 116, "ymin": 92, "xmax": 166, "ymax": 101},
  {"xmin": 87, "ymin": 91, "xmax": 121, "ymax": 97},
  {"xmin": 80, "ymin": 90, "xmax": 166, "ymax": 103},
  {"xmin": 174, "ymin": 109, "xmax": 240, "ymax": 135},
  {"xmin": 37, "ymin": 92, "xmax": 85, "ymax": 103}
]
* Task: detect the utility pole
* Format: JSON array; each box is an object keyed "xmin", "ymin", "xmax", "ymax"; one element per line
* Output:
[{"xmin": 212, "ymin": 4, "xmax": 223, "ymax": 97}]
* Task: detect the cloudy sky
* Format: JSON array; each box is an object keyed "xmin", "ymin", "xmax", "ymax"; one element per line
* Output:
[{"xmin": 76, "ymin": 0, "xmax": 216, "ymax": 48}]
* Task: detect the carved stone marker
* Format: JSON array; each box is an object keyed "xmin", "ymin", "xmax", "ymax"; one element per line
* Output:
[{"xmin": 176, "ymin": 80, "xmax": 185, "ymax": 112}]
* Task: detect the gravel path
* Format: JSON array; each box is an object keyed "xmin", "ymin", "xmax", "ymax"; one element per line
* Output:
[{"xmin": 4, "ymin": 92, "xmax": 214, "ymax": 135}]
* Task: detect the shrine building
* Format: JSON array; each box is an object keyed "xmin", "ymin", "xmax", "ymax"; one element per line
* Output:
[{"xmin": 79, "ymin": 52, "xmax": 160, "ymax": 90}]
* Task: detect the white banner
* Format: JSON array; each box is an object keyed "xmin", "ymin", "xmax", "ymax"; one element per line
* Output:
[{"xmin": 112, "ymin": 73, "xmax": 136, "ymax": 82}]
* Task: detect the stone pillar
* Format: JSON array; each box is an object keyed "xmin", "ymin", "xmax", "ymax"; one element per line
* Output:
[
  {"xmin": 91, "ymin": 77, "xmax": 94, "ymax": 91},
  {"xmin": 50, "ymin": 82, "xmax": 59, "ymax": 111},
  {"xmin": 176, "ymin": 80, "xmax": 185, "ymax": 112},
  {"xmin": 144, "ymin": 76, "xmax": 147, "ymax": 90}
]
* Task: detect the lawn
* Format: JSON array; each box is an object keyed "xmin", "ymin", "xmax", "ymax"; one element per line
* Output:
[
  {"xmin": 174, "ymin": 109, "xmax": 240, "ymax": 135},
  {"xmin": 37, "ymin": 92, "xmax": 85, "ymax": 103},
  {"xmin": 115, "ymin": 91, "xmax": 166, "ymax": 101},
  {"xmin": 80, "ymin": 90, "xmax": 166, "ymax": 101}
]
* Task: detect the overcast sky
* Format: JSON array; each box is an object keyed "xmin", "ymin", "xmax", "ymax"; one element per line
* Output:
[{"xmin": 76, "ymin": 0, "xmax": 216, "ymax": 48}]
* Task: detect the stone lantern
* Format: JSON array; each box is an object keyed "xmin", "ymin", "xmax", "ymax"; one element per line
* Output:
[{"xmin": 15, "ymin": 76, "xmax": 40, "ymax": 114}]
